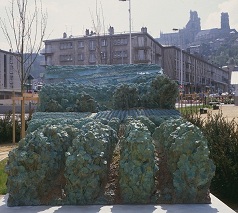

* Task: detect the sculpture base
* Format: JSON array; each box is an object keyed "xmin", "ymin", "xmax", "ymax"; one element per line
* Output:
[{"xmin": 0, "ymin": 194, "xmax": 235, "ymax": 213}]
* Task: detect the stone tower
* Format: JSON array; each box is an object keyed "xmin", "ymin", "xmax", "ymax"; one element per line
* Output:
[
  {"xmin": 182, "ymin": 10, "xmax": 201, "ymax": 46},
  {"xmin": 221, "ymin": 12, "xmax": 230, "ymax": 31},
  {"xmin": 186, "ymin": 11, "xmax": 201, "ymax": 32}
]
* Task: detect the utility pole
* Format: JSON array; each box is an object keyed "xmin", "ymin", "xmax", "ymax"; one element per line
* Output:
[
  {"xmin": 119, "ymin": 0, "xmax": 132, "ymax": 64},
  {"xmin": 173, "ymin": 28, "xmax": 183, "ymax": 109}
]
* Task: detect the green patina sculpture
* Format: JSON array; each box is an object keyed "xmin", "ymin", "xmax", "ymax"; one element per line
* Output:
[
  {"xmin": 64, "ymin": 121, "xmax": 118, "ymax": 205},
  {"xmin": 153, "ymin": 119, "xmax": 216, "ymax": 203},
  {"xmin": 119, "ymin": 118, "xmax": 157, "ymax": 204},
  {"xmin": 37, "ymin": 65, "xmax": 178, "ymax": 112},
  {"xmin": 5, "ymin": 64, "xmax": 215, "ymax": 206}
]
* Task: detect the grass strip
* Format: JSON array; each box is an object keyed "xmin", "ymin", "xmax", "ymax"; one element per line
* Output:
[{"xmin": 0, "ymin": 158, "xmax": 8, "ymax": 194}]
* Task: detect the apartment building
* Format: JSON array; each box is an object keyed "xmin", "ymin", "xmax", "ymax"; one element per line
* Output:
[
  {"xmin": 41, "ymin": 27, "xmax": 163, "ymax": 66},
  {"xmin": 42, "ymin": 27, "xmax": 228, "ymax": 93},
  {"xmin": 0, "ymin": 49, "xmax": 21, "ymax": 98},
  {"xmin": 163, "ymin": 46, "xmax": 229, "ymax": 93}
]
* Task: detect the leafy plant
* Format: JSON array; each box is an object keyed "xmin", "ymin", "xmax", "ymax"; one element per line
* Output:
[
  {"xmin": 0, "ymin": 111, "xmax": 32, "ymax": 144},
  {"xmin": 0, "ymin": 112, "xmax": 21, "ymax": 144},
  {"xmin": 0, "ymin": 158, "xmax": 8, "ymax": 194},
  {"xmin": 183, "ymin": 111, "xmax": 238, "ymax": 202}
]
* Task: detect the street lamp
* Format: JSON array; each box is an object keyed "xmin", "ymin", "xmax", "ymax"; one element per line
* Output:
[
  {"xmin": 173, "ymin": 28, "xmax": 183, "ymax": 110},
  {"xmin": 172, "ymin": 28, "xmax": 183, "ymax": 89},
  {"xmin": 119, "ymin": 0, "xmax": 132, "ymax": 64}
]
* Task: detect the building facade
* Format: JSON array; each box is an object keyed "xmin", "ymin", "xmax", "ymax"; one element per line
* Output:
[
  {"xmin": 41, "ymin": 27, "xmax": 163, "ymax": 66},
  {"xmin": 0, "ymin": 49, "xmax": 21, "ymax": 98},
  {"xmin": 163, "ymin": 46, "xmax": 229, "ymax": 93},
  {"xmin": 42, "ymin": 27, "xmax": 229, "ymax": 93}
]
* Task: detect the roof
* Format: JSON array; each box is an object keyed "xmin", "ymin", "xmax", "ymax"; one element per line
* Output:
[
  {"xmin": 0, "ymin": 49, "xmax": 20, "ymax": 56},
  {"xmin": 43, "ymin": 31, "xmax": 164, "ymax": 49}
]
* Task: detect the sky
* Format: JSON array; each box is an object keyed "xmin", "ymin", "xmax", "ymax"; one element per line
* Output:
[{"xmin": 0, "ymin": 0, "xmax": 238, "ymax": 51}]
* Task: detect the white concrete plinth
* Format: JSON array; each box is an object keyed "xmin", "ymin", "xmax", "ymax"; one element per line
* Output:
[{"xmin": 0, "ymin": 194, "xmax": 236, "ymax": 213}]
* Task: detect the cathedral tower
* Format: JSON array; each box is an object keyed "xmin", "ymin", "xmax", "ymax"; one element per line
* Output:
[{"xmin": 221, "ymin": 12, "xmax": 230, "ymax": 31}]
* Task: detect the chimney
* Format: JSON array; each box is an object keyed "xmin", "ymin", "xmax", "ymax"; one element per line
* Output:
[
  {"xmin": 141, "ymin": 27, "xmax": 147, "ymax": 33},
  {"xmin": 85, "ymin": 29, "xmax": 89, "ymax": 36},
  {"xmin": 108, "ymin": 26, "xmax": 114, "ymax": 35},
  {"xmin": 63, "ymin": 32, "xmax": 67, "ymax": 38}
]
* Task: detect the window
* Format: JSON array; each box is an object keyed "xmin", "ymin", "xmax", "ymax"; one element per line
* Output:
[
  {"xmin": 138, "ymin": 50, "xmax": 145, "ymax": 60},
  {"xmin": 89, "ymin": 53, "xmax": 96, "ymax": 63},
  {"xmin": 9, "ymin": 56, "xmax": 13, "ymax": 64},
  {"xmin": 101, "ymin": 52, "xmax": 107, "ymax": 59},
  {"xmin": 78, "ymin": 41, "xmax": 84, "ymax": 48},
  {"xmin": 89, "ymin": 40, "xmax": 96, "ymax": 50},
  {"xmin": 78, "ymin": 53, "xmax": 84, "ymax": 61},
  {"xmin": 10, "ymin": 65, "xmax": 13, "ymax": 74},
  {"xmin": 113, "ymin": 50, "xmax": 128, "ymax": 58},
  {"xmin": 60, "ymin": 42, "xmax": 73, "ymax": 50},
  {"xmin": 113, "ymin": 38, "xmax": 128, "ymax": 46},
  {"xmin": 46, "ymin": 56, "xmax": 52, "ymax": 65},
  {"xmin": 60, "ymin": 55, "xmax": 73, "ymax": 62},
  {"xmin": 45, "ymin": 44, "xmax": 52, "ymax": 53},
  {"xmin": 138, "ymin": 36, "xmax": 144, "ymax": 47},
  {"xmin": 101, "ymin": 39, "xmax": 107, "ymax": 47}
]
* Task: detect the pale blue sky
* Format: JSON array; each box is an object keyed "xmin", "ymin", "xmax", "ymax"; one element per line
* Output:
[{"xmin": 0, "ymin": 0, "xmax": 238, "ymax": 51}]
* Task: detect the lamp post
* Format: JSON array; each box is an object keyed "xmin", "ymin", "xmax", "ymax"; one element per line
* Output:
[
  {"xmin": 172, "ymin": 28, "xmax": 183, "ymax": 88},
  {"xmin": 173, "ymin": 28, "xmax": 183, "ymax": 109},
  {"xmin": 119, "ymin": 0, "xmax": 132, "ymax": 64}
]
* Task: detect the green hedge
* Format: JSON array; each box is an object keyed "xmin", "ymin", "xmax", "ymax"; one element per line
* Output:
[
  {"xmin": 183, "ymin": 111, "xmax": 238, "ymax": 202},
  {"xmin": 0, "ymin": 111, "xmax": 33, "ymax": 144},
  {"xmin": 0, "ymin": 112, "xmax": 21, "ymax": 144}
]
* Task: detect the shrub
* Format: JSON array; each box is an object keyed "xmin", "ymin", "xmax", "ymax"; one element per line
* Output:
[
  {"xmin": 183, "ymin": 112, "xmax": 238, "ymax": 202},
  {"xmin": 0, "ymin": 158, "xmax": 8, "ymax": 194},
  {"xmin": 0, "ymin": 110, "xmax": 33, "ymax": 144},
  {"xmin": 0, "ymin": 112, "xmax": 21, "ymax": 144}
]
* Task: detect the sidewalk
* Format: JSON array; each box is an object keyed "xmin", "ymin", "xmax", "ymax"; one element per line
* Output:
[
  {"xmin": 0, "ymin": 152, "xmax": 9, "ymax": 161},
  {"xmin": 0, "ymin": 194, "xmax": 236, "ymax": 213}
]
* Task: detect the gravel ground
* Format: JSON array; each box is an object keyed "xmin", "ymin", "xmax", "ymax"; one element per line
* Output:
[{"xmin": 199, "ymin": 104, "xmax": 238, "ymax": 122}]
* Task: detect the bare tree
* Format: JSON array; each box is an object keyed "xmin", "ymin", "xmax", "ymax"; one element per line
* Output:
[{"xmin": 0, "ymin": 0, "xmax": 47, "ymax": 138}]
